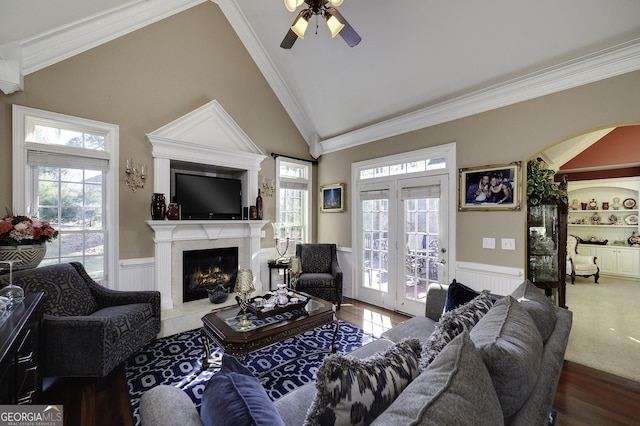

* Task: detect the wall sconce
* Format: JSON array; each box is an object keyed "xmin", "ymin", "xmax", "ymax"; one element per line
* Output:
[
  {"xmin": 125, "ymin": 158, "xmax": 146, "ymax": 192},
  {"xmin": 261, "ymin": 175, "xmax": 275, "ymax": 197}
]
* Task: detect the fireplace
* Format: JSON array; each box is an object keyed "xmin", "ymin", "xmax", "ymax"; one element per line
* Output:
[{"xmin": 183, "ymin": 247, "xmax": 238, "ymax": 302}]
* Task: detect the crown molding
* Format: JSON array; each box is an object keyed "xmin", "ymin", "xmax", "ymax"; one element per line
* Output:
[
  {"xmin": 319, "ymin": 38, "xmax": 640, "ymax": 155},
  {"xmin": 20, "ymin": 0, "xmax": 207, "ymax": 75}
]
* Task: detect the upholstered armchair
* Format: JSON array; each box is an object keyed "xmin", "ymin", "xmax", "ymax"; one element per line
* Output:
[
  {"xmin": 566, "ymin": 235, "xmax": 600, "ymax": 284},
  {"xmin": 0, "ymin": 262, "xmax": 160, "ymax": 377},
  {"xmin": 295, "ymin": 244, "xmax": 343, "ymax": 310}
]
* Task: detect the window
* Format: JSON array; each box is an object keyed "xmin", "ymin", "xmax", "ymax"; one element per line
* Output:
[
  {"xmin": 276, "ymin": 157, "xmax": 312, "ymax": 245},
  {"xmin": 13, "ymin": 106, "xmax": 119, "ymax": 285}
]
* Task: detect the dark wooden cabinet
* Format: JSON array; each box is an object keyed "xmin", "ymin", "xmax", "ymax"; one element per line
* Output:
[
  {"xmin": 0, "ymin": 292, "xmax": 43, "ymax": 404},
  {"xmin": 527, "ymin": 200, "xmax": 568, "ymax": 308}
]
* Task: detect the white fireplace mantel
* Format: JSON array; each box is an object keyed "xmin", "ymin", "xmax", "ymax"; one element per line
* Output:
[
  {"xmin": 145, "ymin": 100, "xmax": 269, "ymax": 314},
  {"xmin": 147, "ymin": 219, "xmax": 268, "ymax": 310}
]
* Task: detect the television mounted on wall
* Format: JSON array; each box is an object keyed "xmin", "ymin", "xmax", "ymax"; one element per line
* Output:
[{"xmin": 174, "ymin": 172, "xmax": 242, "ymax": 220}]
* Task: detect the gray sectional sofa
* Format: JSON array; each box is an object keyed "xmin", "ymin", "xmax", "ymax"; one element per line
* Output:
[{"xmin": 140, "ymin": 280, "xmax": 572, "ymax": 425}]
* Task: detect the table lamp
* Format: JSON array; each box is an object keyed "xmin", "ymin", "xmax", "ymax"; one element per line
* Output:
[
  {"xmin": 234, "ymin": 269, "xmax": 255, "ymax": 327},
  {"xmin": 288, "ymin": 256, "xmax": 302, "ymax": 290}
]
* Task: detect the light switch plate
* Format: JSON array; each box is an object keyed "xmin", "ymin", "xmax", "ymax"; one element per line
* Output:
[
  {"xmin": 482, "ymin": 237, "xmax": 495, "ymax": 249},
  {"xmin": 501, "ymin": 238, "xmax": 516, "ymax": 250}
]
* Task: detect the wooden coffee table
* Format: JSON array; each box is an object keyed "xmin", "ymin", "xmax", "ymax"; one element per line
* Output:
[{"xmin": 200, "ymin": 290, "xmax": 338, "ymax": 370}]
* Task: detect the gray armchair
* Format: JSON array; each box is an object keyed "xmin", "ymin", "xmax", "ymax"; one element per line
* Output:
[
  {"xmin": 0, "ymin": 262, "xmax": 160, "ymax": 377},
  {"xmin": 295, "ymin": 243, "xmax": 343, "ymax": 310}
]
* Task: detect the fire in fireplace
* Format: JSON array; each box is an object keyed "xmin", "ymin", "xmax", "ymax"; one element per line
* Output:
[{"xmin": 183, "ymin": 247, "xmax": 238, "ymax": 302}]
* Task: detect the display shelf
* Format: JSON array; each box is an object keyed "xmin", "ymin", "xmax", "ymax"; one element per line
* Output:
[{"xmin": 567, "ymin": 178, "xmax": 639, "ymax": 277}]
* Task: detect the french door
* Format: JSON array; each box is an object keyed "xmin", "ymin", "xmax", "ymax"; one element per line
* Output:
[{"xmin": 357, "ymin": 175, "xmax": 449, "ymax": 316}]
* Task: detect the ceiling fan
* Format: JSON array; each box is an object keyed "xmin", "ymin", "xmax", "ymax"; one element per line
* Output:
[{"xmin": 280, "ymin": 0, "xmax": 362, "ymax": 49}]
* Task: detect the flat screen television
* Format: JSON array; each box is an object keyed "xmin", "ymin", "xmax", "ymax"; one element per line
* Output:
[{"xmin": 174, "ymin": 173, "xmax": 242, "ymax": 220}]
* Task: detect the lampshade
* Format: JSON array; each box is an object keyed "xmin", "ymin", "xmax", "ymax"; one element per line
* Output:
[
  {"xmin": 234, "ymin": 269, "xmax": 255, "ymax": 294},
  {"xmin": 328, "ymin": 0, "xmax": 344, "ymax": 6},
  {"xmin": 284, "ymin": 0, "xmax": 304, "ymax": 12},
  {"xmin": 289, "ymin": 256, "xmax": 302, "ymax": 275},
  {"xmin": 325, "ymin": 14, "xmax": 345, "ymax": 38},
  {"xmin": 291, "ymin": 11, "xmax": 309, "ymax": 39}
]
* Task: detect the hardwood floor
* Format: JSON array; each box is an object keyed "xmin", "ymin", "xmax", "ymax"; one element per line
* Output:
[{"xmin": 40, "ymin": 297, "xmax": 640, "ymax": 426}]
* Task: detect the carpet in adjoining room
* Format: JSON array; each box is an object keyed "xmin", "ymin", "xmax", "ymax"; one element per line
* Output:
[{"xmin": 125, "ymin": 320, "xmax": 376, "ymax": 426}]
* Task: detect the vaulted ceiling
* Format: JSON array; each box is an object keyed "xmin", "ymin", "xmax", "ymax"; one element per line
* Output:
[{"xmin": 2, "ymin": 0, "xmax": 640, "ymax": 157}]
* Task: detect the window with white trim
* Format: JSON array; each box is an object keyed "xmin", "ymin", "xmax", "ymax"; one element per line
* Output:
[
  {"xmin": 13, "ymin": 106, "xmax": 119, "ymax": 285},
  {"xmin": 275, "ymin": 157, "xmax": 312, "ymax": 246}
]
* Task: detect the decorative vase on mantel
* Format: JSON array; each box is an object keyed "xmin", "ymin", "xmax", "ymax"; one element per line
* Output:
[
  {"xmin": 0, "ymin": 242, "xmax": 47, "ymax": 271},
  {"xmin": 256, "ymin": 189, "xmax": 263, "ymax": 220}
]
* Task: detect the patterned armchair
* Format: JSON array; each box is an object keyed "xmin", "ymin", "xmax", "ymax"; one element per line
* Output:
[
  {"xmin": 295, "ymin": 244, "xmax": 343, "ymax": 310},
  {"xmin": 0, "ymin": 262, "xmax": 160, "ymax": 377},
  {"xmin": 566, "ymin": 235, "xmax": 600, "ymax": 284}
]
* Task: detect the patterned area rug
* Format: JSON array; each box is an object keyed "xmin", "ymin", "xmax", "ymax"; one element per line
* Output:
[{"xmin": 125, "ymin": 321, "xmax": 376, "ymax": 425}]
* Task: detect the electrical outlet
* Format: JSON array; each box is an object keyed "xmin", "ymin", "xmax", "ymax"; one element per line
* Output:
[
  {"xmin": 261, "ymin": 230, "xmax": 266, "ymax": 238},
  {"xmin": 501, "ymin": 238, "xmax": 516, "ymax": 250},
  {"xmin": 482, "ymin": 237, "xmax": 495, "ymax": 249}
]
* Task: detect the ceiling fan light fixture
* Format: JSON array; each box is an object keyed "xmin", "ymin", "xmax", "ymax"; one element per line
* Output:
[
  {"xmin": 284, "ymin": 0, "xmax": 304, "ymax": 12},
  {"xmin": 291, "ymin": 12, "xmax": 309, "ymax": 39},
  {"xmin": 325, "ymin": 14, "xmax": 345, "ymax": 38},
  {"xmin": 329, "ymin": 0, "xmax": 344, "ymax": 6}
]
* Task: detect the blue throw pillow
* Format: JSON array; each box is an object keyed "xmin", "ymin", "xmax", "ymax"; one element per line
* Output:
[
  {"xmin": 200, "ymin": 354, "xmax": 285, "ymax": 426},
  {"xmin": 444, "ymin": 279, "xmax": 481, "ymax": 311}
]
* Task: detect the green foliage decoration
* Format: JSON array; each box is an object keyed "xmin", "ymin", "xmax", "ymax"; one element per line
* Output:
[{"xmin": 526, "ymin": 159, "xmax": 568, "ymax": 206}]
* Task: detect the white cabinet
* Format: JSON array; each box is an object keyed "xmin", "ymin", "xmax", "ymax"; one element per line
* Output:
[{"xmin": 595, "ymin": 246, "xmax": 640, "ymax": 278}]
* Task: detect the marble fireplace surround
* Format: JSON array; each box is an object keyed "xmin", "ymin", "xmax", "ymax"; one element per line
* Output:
[{"xmin": 146, "ymin": 100, "xmax": 268, "ymax": 336}]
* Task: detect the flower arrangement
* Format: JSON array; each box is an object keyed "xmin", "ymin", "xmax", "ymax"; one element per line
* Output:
[{"xmin": 0, "ymin": 214, "xmax": 59, "ymax": 246}]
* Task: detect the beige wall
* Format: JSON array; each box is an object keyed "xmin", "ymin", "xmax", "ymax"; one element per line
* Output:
[
  {"xmin": 0, "ymin": 2, "xmax": 312, "ymax": 258},
  {"xmin": 318, "ymin": 70, "xmax": 640, "ymax": 269},
  {"xmin": 1, "ymin": 2, "xmax": 639, "ymax": 270}
]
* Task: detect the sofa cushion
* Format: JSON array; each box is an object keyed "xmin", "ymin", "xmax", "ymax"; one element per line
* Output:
[
  {"xmin": 510, "ymin": 280, "xmax": 556, "ymax": 342},
  {"xmin": 304, "ymin": 338, "xmax": 421, "ymax": 426},
  {"xmin": 419, "ymin": 291, "xmax": 494, "ymax": 371},
  {"xmin": 380, "ymin": 316, "xmax": 437, "ymax": 344},
  {"xmin": 444, "ymin": 279, "xmax": 482, "ymax": 311},
  {"xmin": 469, "ymin": 296, "xmax": 543, "ymax": 420},
  {"xmin": 200, "ymin": 354, "xmax": 285, "ymax": 426},
  {"xmin": 371, "ymin": 332, "xmax": 504, "ymax": 426}
]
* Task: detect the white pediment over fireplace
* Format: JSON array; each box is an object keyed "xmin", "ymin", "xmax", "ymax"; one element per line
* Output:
[{"xmin": 146, "ymin": 99, "xmax": 265, "ymax": 174}]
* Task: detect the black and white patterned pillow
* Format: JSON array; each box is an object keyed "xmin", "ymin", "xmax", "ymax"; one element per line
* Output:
[
  {"xmin": 304, "ymin": 338, "xmax": 421, "ymax": 426},
  {"xmin": 420, "ymin": 291, "xmax": 494, "ymax": 371}
]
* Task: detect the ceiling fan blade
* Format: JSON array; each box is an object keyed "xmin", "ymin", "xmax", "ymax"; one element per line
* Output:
[
  {"xmin": 280, "ymin": 28, "xmax": 299, "ymax": 49},
  {"xmin": 327, "ymin": 8, "xmax": 361, "ymax": 47}
]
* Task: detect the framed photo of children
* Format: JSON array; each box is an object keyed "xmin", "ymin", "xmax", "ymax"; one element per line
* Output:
[
  {"xmin": 320, "ymin": 183, "xmax": 344, "ymax": 213},
  {"xmin": 458, "ymin": 162, "xmax": 521, "ymax": 211}
]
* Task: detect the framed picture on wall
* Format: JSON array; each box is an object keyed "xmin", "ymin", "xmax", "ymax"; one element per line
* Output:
[
  {"xmin": 320, "ymin": 183, "xmax": 344, "ymax": 212},
  {"xmin": 458, "ymin": 162, "xmax": 521, "ymax": 211}
]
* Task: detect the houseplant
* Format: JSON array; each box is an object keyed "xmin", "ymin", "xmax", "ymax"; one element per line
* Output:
[
  {"xmin": 0, "ymin": 213, "xmax": 58, "ymax": 270},
  {"xmin": 526, "ymin": 159, "xmax": 568, "ymax": 206}
]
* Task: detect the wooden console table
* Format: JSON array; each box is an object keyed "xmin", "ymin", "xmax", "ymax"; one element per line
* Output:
[
  {"xmin": 267, "ymin": 260, "xmax": 290, "ymax": 290},
  {"xmin": 0, "ymin": 292, "xmax": 44, "ymax": 404}
]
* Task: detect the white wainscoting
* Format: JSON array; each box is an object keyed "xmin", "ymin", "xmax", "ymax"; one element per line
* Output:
[
  {"xmin": 337, "ymin": 246, "xmax": 353, "ymax": 299},
  {"xmin": 454, "ymin": 262, "xmax": 525, "ymax": 295},
  {"xmin": 118, "ymin": 257, "xmax": 155, "ymax": 291}
]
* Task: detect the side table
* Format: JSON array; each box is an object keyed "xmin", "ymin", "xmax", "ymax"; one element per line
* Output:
[{"xmin": 267, "ymin": 260, "xmax": 290, "ymax": 290}]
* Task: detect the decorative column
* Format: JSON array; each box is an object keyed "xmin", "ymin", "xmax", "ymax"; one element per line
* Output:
[{"xmin": 150, "ymin": 222, "xmax": 177, "ymax": 310}]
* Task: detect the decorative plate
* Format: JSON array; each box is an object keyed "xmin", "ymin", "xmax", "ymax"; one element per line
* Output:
[
  {"xmin": 624, "ymin": 214, "xmax": 638, "ymax": 225},
  {"xmin": 623, "ymin": 198, "xmax": 636, "ymax": 209}
]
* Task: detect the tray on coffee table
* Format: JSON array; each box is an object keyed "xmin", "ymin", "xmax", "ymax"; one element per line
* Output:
[{"xmin": 243, "ymin": 292, "xmax": 310, "ymax": 319}]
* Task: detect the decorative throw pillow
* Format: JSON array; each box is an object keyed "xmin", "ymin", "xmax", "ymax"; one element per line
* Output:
[
  {"xmin": 200, "ymin": 354, "xmax": 285, "ymax": 426},
  {"xmin": 444, "ymin": 279, "xmax": 496, "ymax": 312},
  {"xmin": 470, "ymin": 296, "xmax": 543, "ymax": 420},
  {"xmin": 420, "ymin": 290, "xmax": 494, "ymax": 371},
  {"xmin": 304, "ymin": 337, "xmax": 422, "ymax": 426},
  {"xmin": 372, "ymin": 332, "xmax": 504, "ymax": 426},
  {"xmin": 510, "ymin": 280, "xmax": 556, "ymax": 342}
]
